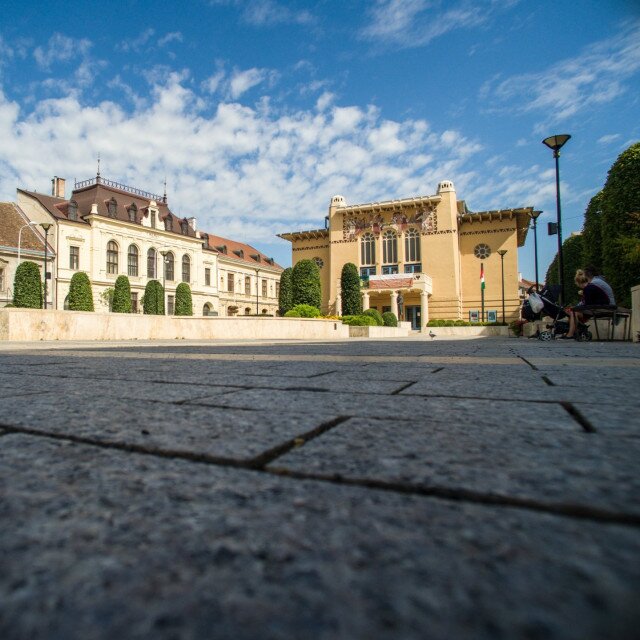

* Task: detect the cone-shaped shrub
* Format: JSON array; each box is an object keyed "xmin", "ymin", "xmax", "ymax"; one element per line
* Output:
[
  {"xmin": 143, "ymin": 280, "xmax": 164, "ymax": 315},
  {"xmin": 341, "ymin": 262, "xmax": 362, "ymax": 316},
  {"xmin": 175, "ymin": 282, "xmax": 193, "ymax": 316},
  {"xmin": 68, "ymin": 272, "xmax": 94, "ymax": 311},
  {"xmin": 278, "ymin": 267, "xmax": 293, "ymax": 316},
  {"xmin": 291, "ymin": 259, "xmax": 321, "ymax": 309},
  {"xmin": 13, "ymin": 261, "xmax": 42, "ymax": 308},
  {"xmin": 112, "ymin": 276, "xmax": 132, "ymax": 313}
]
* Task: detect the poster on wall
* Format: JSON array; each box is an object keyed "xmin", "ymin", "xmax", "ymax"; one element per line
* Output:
[
  {"xmin": 487, "ymin": 310, "xmax": 498, "ymax": 323},
  {"xmin": 469, "ymin": 310, "xmax": 480, "ymax": 323}
]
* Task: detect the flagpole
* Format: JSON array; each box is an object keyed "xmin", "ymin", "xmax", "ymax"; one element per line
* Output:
[{"xmin": 480, "ymin": 262, "xmax": 485, "ymax": 322}]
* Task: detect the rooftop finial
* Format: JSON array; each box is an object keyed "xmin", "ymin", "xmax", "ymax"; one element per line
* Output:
[
  {"xmin": 163, "ymin": 177, "xmax": 167, "ymax": 203},
  {"xmin": 96, "ymin": 153, "xmax": 101, "ymax": 182}
]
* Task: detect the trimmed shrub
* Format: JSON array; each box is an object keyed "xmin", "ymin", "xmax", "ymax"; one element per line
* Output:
[
  {"xmin": 13, "ymin": 261, "xmax": 42, "ymax": 308},
  {"xmin": 175, "ymin": 282, "xmax": 193, "ymax": 316},
  {"xmin": 427, "ymin": 319, "xmax": 500, "ymax": 326},
  {"xmin": 143, "ymin": 280, "xmax": 164, "ymax": 315},
  {"xmin": 291, "ymin": 259, "xmax": 321, "ymax": 309},
  {"xmin": 68, "ymin": 272, "xmax": 94, "ymax": 311},
  {"xmin": 382, "ymin": 311, "xmax": 398, "ymax": 327},
  {"xmin": 363, "ymin": 308, "xmax": 384, "ymax": 326},
  {"xmin": 278, "ymin": 267, "xmax": 293, "ymax": 316},
  {"xmin": 340, "ymin": 263, "xmax": 362, "ymax": 316},
  {"xmin": 284, "ymin": 304, "xmax": 321, "ymax": 318},
  {"xmin": 112, "ymin": 276, "xmax": 132, "ymax": 313},
  {"xmin": 581, "ymin": 190, "xmax": 604, "ymax": 273},
  {"xmin": 341, "ymin": 315, "xmax": 377, "ymax": 326}
]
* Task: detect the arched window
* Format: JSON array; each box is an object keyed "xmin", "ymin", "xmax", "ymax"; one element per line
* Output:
[
  {"xmin": 106, "ymin": 241, "xmax": 118, "ymax": 274},
  {"xmin": 244, "ymin": 307, "xmax": 251, "ymax": 315},
  {"xmin": 203, "ymin": 303, "xmax": 212, "ymax": 316},
  {"xmin": 147, "ymin": 248, "xmax": 156, "ymax": 278},
  {"xmin": 127, "ymin": 203, "xmax": 137, "ymax": 222},
  {"xmin": 128, "ymin": 245, "xmax": 139, "ymax": 277},
  {"xmin": 181, "ymin": 254, "xmax": 190, "ymax": 283},
  {"xmin": 181, "ymin": 220, "xmax": 188, "ymax": 235},
  {"xmin": 361, "ymin": 233, "xmax": 375, "ymax": 266},
  {"xmin": 164, "ymin": 252, "xmax": 174, "ymax": 281},
  {"xmin": 107, "ymin": 198, "xmax": 117, "ymax": 218},
  {"xmin": 405, "ymin": 229, "xmax": 421, "ymax": 263},
  {"xmin": 68, "ymin": 200, "xmax": 78, "ymax": 221},
  {"xmin": 164, "ymin": 215, "xmax": 173, "ymax": 231},
  {"xmin": 245, "ymin": 276, "xmax": 251, "ymax": 294},
  {"xmin": 383, "ymin": 231, "xmax": 398, "ymax": 264}
]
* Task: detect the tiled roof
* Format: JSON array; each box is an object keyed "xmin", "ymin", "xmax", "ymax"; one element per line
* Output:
[
  {"xmin": 0, "ymin": 202, "xmax": 49, "ymax": 253},
  {"xmin": 17, "ymin": 190, "xmax": 69, "ymax": 221},
  {"xmin": 205, "ymin": 233, "xmax": 283, "ymax": 271}
]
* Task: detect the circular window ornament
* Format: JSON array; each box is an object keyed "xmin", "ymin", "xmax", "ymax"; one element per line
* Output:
[
  {"xmin": 313, "ymin": 257, "xmax": 324, "ymax": 269},
  {"xmin": 474, "ymin": 243, "xmax": 491, "ymax": 259}
]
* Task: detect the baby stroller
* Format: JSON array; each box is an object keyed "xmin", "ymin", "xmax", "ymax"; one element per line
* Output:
[{"xmin": 523, "ymin": 286, "xmax": 592, "ymax": 342}]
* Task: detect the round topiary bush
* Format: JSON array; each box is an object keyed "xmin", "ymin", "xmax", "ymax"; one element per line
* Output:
[
  {"xmin": 12, "ymin": 261, "xmax": 42, "ymax": 308},
  {"xmin": 341, "ymin": 314, "xmax": 377, "ymax": 326},
  {"xmin": 363, "ymin": 308, "xmax": 384, "ymax": 326},
  {"xmin": 284, "ymin": 304, "xmax": 321, "ymax": 318},
  {"xmin": 175, "ymin": 282, "xmax": 193, "ymax": 316},
  {"xmin": 382, "ymin": 311, "xmax": 398, "ymax": 327},
  {"xmin": 291, "ymin": 259, "xmax": 321, "ymax": 310},
  {"xmin": 68, "ymin": 272, "xmax": 94, "ymax": 311},
  {"xmin": 340, "ymin": 263, "xmax": 362, "ymax": 316},
  {"xmin": 143, "ymin": 280, "xmax": 164, "ymax": 315},
  {"xmin": 278, "ymin": 267, "xmax": 293, "ymax": 316},
  {"xmin": 112, "ymin": 276, "xmax": 132, "ymax": 313}
]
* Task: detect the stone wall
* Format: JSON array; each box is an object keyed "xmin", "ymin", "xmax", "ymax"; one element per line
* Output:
[{"xmin": 632, "ymin": 285, "xmax": 639, "ymax": 343}]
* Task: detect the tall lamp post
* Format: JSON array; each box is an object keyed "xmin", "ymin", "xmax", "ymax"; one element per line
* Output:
[
  {"xmin": 497, "ymin": 249, "xmax": 507, "ymax": 325},
  {"xmin": 159, "ymin": 250, "xmax": 169, "ymax": 315},
  {"xmin": 40, "ymin": 223, "xmax": 52, "ymax": 309},
  {"xmin": 18, "ymin": 222, "xmax": 38, "ymax": 264},
  {"xmin": 542, "ymin": 134, "xmax": 571, "ymax": 305},
  {"xmin": 254, "ymin": 269, "xmax": 260, "ymax": 315},
  {"xmin": 529, "ymin": 210, "xmax": 542, "ymax": 291}
]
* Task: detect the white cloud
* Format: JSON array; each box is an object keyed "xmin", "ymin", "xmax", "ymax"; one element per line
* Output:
[
  {"xmin": 33, "ymin": 33, "xmax": 92, "ymax": 70},
  {"xmin": 210, "ymin": 0, "xmax": 314, "ymax": 27},
  {"xmin": 227, "ymin": 67, "xmax": 275, "ymax": 99},
  {"xmin": 158, "ymin": 32, "xmax": 183, "ymax": 47},
  {"xmin": 597, "ymin": 133, "xmax": 621, "ymax": 145}
]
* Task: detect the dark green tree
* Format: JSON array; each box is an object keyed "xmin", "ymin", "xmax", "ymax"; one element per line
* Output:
[
  {"xmin": 600, "ymin": 142, "xmax": 640, "ymax": 307},
  {"xmin": 382, "ymin": 311, "xmax": 398, "ymax": 327},
  {"xmin": 12, "ymin": 261, "xmax": 42, "ymax": 308},
  {"xmin": 581, "ymin": 190, "xmax": 604, "ymax": 273},
  {"xmin": 143, "ymin": 280, "xmax": 165, "ymax": 315},
  {"xmin": 68, "ymin": 272, "xmax": 94, "ymax": 311},
  {"xmin": 112, "ymin": 276, "xmax": 132, "ymax": 313},
  {"xmin": 278, "ymin": 267, "xmax": 293, "ymax": 315},
  {"xmin": 545, "ymin": 234, "xmax": 585, "ymax": 305},
  {"xmin": 340, "ymin": 263, "xmax": 362, "ymax": 316},
  {"xmin": 175, "ymin": 282, "xmax": 193, "ymax": 316},
  {"xmin": 291, "ymin": 259, "xmax": 321, "ymax": 309}
]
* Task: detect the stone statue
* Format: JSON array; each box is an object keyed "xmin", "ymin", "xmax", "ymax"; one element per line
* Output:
[{"xmin": 397, "ymin": 292, "xmax": 404, "ymax": 319}]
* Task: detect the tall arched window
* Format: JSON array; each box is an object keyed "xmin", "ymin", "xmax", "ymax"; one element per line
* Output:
[
  {"xmin": 361, "ymin": 233, "xmax": 375, "ymax": 266},
  {"xmin": 405, "ymin": 229, "xmax": 421, "ymax": 262},
  {"xmin": 147, "ymin": 248, "xmax": 156, "ymax": 278},
  {"xmin": 128, "ymin": 245, "xmax": 139, "ymax": 277},
  {"xmin": 164, "ymin": 215, "xmax": 173, "ymax": 231},
  {"xmin": 383, "ymin": 231, "xmax": 397, "ymax": 264},
  {"xmin": 181, "ymin": 254, "xmax": 191, "ymax": 282},
  {"xmin": 127, "ymin": 203, "xmax": 137, "ymax": 222},
  {"xmin": 106, "ymin": 241, "xmax": 118, "ymax": 274},
  {"xmin": 107, "ymin": 198, "xmax": 117, "ymax": 218},
  {"xmin": 164, "ymin": 252, "xmax": 175, "ymax": 281}
]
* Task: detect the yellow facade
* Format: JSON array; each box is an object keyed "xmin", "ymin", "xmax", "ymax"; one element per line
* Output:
[{"xmin": 280, "ymin": 181, "xmax": 534, "ymax": 330}]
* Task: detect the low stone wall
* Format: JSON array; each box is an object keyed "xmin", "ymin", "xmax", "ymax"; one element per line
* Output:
[
  {"xmin": 0, "ymin": 308, "xmax": 350, "ymax": 342},
  {"xmin": 425, "ymin": 326, "xmax": 510, "ymax": 338},
  {"xmin": 348, "ymin": 325, "xmax": 411, "ymax": 338},
  {"xmin": 632, "ymin": 286, "xmax": 640, "ymax": 343}
]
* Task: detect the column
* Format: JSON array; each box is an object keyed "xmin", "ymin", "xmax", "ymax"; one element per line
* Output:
[
  {"xmin": 420, "ymin": 291, "xmax": 429, "ymax": 332},
  {"xmin": 362, "ymin": 291, "xmax": 370, "ymax": 311},
  {"xmin": 390, "ymin": 290, "xmax": 398, "ymax": 318}
]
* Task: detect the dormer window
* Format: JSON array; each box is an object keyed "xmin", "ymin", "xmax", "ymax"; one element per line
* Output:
[
  {"xmin": 127, "ymin": 203, "xmax": 137, "ymax": 223},
  {"xmin": 181, "ymin": 220, "xmax": 188, "ymax": 235},
  {"xmin": 164, "ymin": 215, "xmax": 173, "ymax": 231},
  {"xmin": 107, "ymin": 198, "xmax": 117, "ymax": 218},
  {"xmin": 68, "ymin": 200, "xmax": 78, "ymax": 221}
]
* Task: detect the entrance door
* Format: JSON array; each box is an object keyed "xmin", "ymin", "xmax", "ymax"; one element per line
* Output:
[{"xmin": 405, "ymin": 305, "xmax": 421, "ymax": 330}]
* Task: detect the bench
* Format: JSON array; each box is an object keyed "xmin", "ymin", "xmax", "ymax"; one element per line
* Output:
[{"xmin": 576, "ymin": 305, "xmax": 632, "ymax": 341}]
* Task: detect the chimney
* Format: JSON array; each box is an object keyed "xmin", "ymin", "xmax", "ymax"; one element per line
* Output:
[
  {"xmin": 51, "ymin": 176, "xmax": 66, "ymax": 198},
  {"xmin": 187, "ymin": 217, "xmax": 197, "ymax": 231}
]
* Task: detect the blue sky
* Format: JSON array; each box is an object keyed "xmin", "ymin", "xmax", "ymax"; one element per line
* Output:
[{"xmin": 0, "ymin": 0, "xmax": 639, "ymax": 278}]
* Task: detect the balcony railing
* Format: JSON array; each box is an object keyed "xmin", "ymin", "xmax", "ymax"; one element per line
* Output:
[{"xmin": 74, "ymin": 176, "xmax": 165, "ymax": 202}]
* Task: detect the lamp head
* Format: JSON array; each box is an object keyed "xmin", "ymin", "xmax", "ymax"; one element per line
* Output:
[
  {"xmin": 40, "ymin": 222, "xmax": 52, "ymax": 232},
  {"xmin": 497, "ymin": 249, "xmax": 508, "ymax": 257},
  {"xmin": 531, "ymin": 210, "xmax": 542, "ymax": 220},
  {"xmin": 542, "ymin": 134, "xmax": 571, "ymax": 152}
]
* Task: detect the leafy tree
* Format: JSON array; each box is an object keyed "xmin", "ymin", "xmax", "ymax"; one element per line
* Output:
[
  {"xmin": 143, "ymin": 280, "xmax": 164, "ymax": 315},
  {"xmin": 68, "ymin": 272, "xmax": 94, "ymax": 311},
  {"xmin": 12, "ymin": 261, "xmax": 42, "ymax": 308},
  {"xmin": 545, "ymin": 234, "xmax": 584, "ymax": 305},
  {"xmin": 175, "ymin": 282, "xmax": 193, "ymax": 316},
  {"xmin": 278, "ymin": 267, "xmax": 293, "ymax": 315},
  {"xmin": 112, "ymin": 276, "xmax": 132, "ymax": 313},
  {"xmin": 291, "ymin": 259, "xmax": 321, "ymax": 309},
  {"xmin": 581, "ymin": 190, "xmax": 604, "ymax": 273},
  {"xmin": 100, "ymin": 288, "xmax": 114, "ymax": 311},
  {"xmin": 340, "ymin": 263, "xmax": 362, "ymax": 316},
  {"xmin": 600, "ymin": 142, "xmax": 640, "ymax": 307}
]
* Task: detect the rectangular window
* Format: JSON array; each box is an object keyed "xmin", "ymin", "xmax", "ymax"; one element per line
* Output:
[
  {"xmin": 227, "ymin": 273, "xmax": 234, "ymax": 292},
  {"xmin": 131, "ymin": 292, "xmax": 138, "ymax": 313},
  {"xmin": 382, "ymin": 265, "xmax": 398, "ymax": 275},
  {"xmin": 275, "ymin": 282, "xmax": 280, "ymax": 297},
  {"xmin": 167, "ymin": 295, "xmax": 175, "ymax": 315},
  {"xmin": 261, "ymin": 279, "xmax": 267, "ymax": 297},
  {"xmin": 360, "ymin": 266, "xmax": 376, "ymax": 279},
  {"xmin": 404, "ymin": 263, "xmax": 422, "ymax": 273},
  {"xmin": 245, "ymin": 276, "xmax": 251, "ymax": 295},
  {"xmin": 205, "ymin": 268, "xmax": 211, "ymax": 286},
  {"xmin": 69, "ymin": 246, "xmax": 79, "ymax": 270}
]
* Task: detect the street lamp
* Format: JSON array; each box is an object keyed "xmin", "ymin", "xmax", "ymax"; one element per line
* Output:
[
  {"xmin": 254, "ymin": 269, "xmax": 259, "ymax": 315},
  {"xmin": 40, "ymin": 223, "xmax": 52, "ymax": 309},
  {"xmin": 542, "ymin": 134, "xmax": 571, "ymax": 305},
  {"xmin": 18, "ymin": 222, "xmax": 38, "ymax": 264},
  {"xmin": 497, "ymin": 249, "xmax": 507, "ymax": 325},
  {"xmin": 528, "ymin": 210, "xmax": 542, "ymax": 291},
  {"xmin": 159, "ymin": 250, "xmax": 169, "ymax": 315}
]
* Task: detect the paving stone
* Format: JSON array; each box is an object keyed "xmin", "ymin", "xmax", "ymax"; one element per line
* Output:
[
  {"xmin": 271, "ymin": 417, "xmax": 640, "ymax": 516},
  {"xmin": 569, "ymin": 403, "xmax": 640, "ymax": 438},
  {"xmin": 1, "ymin": 435, "xmax": 639, "ymax": 640}
]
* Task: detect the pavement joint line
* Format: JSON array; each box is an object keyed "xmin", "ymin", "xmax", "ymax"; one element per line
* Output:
[
  {"xmin": 266, "ymin": 468, "xmax": 640, "ymax": 527},
  {"xmin": 307, "ymin": 369, "xmax": 339, "ymax": 379},
  {"xmin": 518, "ymin": 355, "xmax": 539, "ymax": 370},
  {"xmin": 391, "ymin": 381, "xmax": 417, "ymax": 395},
  {"xmin": 431, "ymin": 367, "xmax": 444, "ymax": 374},
  {"xmin": 560, "ymin": 401, "xmax": 597, "ymax": 434},
  {"xmin": 541, "ymin": 375, "xmax": 556, "ymax": 386}
]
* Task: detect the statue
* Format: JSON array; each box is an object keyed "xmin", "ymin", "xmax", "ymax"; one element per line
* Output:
[{"xmin": 397, "ymin": 292, "xmax": 404, "ymax": 320}]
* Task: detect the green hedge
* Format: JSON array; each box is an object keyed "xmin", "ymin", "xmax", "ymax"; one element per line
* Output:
[
  {"xmin": 427, "ymin": 319, "xmax": 500, "ymax": 326},
  {"xmin": 175, "ymin": 282, "xmax": 193, "ymax": 316},
  {"xmin": 143, "ymin": 280, "xmax": 164, "ymax": 315},
  {"xmin": 291, "ymin": 259, "xmax": 321, "ymax": 309},
  {"xmin": 340, "ymin": 263, "xmax": 362, "ymax": 315},
  {"xmin": 382, "ymin": 311, "xmax": 397, "ymax": 327},
  {"xmin": 12, "ymin": 261, "xmax": 42, "ymax": 308},
  {"xmin": 112, "ymin": 276, "xmax": 132, "ymax": 313},
  {"xmin": 278, "ymin": 267, "xmax": 293, "ymax": 315},
  {"xmin": 284, "ymin": 304, "xmax": 321, "ymax": 318},
  {"xmin": 363, "ymin": 308, "xmax": 384, "ymax": 326},
  {"xmin": 68, "ymin": 272, "xmax": 94, "ymax": 311},
  {"xmin": 341, "ymin": 314, "xmax": 377, "ymax": 326}
]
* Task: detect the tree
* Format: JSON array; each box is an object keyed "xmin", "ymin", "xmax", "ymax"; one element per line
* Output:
[
  {"xmin": 68, "ymin": 272, "xmax": 94, "ymax": 311},
  {"xmin": 112, "ymin": 276, "xmax": 132, "ymax": 313},
  {"xmin": 600, "ymin": 142, "xmax": 640, "ymax": 307},
  {"xmin": 581, "ymin": 190, "xmax": 604, "ymax": 273},
  {"xmin": 340, "ymin": 263, "xmax": 362, "ymax": 316},
  {"xmin": 545, "ymin": 234, "xmax": 584, "ymax": 305},
  {"xmin": 291, "ymin": 259, "xmax": 321, "ymax": 309},
  {"xmin": 175, "ymin": 282, "xmax": 193, "ymax": 316},
  {"xmin": 12, "ymin": 261, "xmax": 42, "ymax": 308},
  {"xmin": 143, "ymin": 280, "xmax": 164, "ymax": 315},
  {"xmin": 278, "ymin": 267, "xmax": 293, "ymax": 316}
]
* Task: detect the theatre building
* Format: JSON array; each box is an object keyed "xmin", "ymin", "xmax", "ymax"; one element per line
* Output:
[{"xmin": 280, "ymin": 181, "xmax": 536, "ymax": 331}]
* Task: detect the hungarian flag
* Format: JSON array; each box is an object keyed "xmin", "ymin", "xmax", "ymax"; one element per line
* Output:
[{"xmin": 480, "ymin": 263, "xmax": 485, "ymax": 290}]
